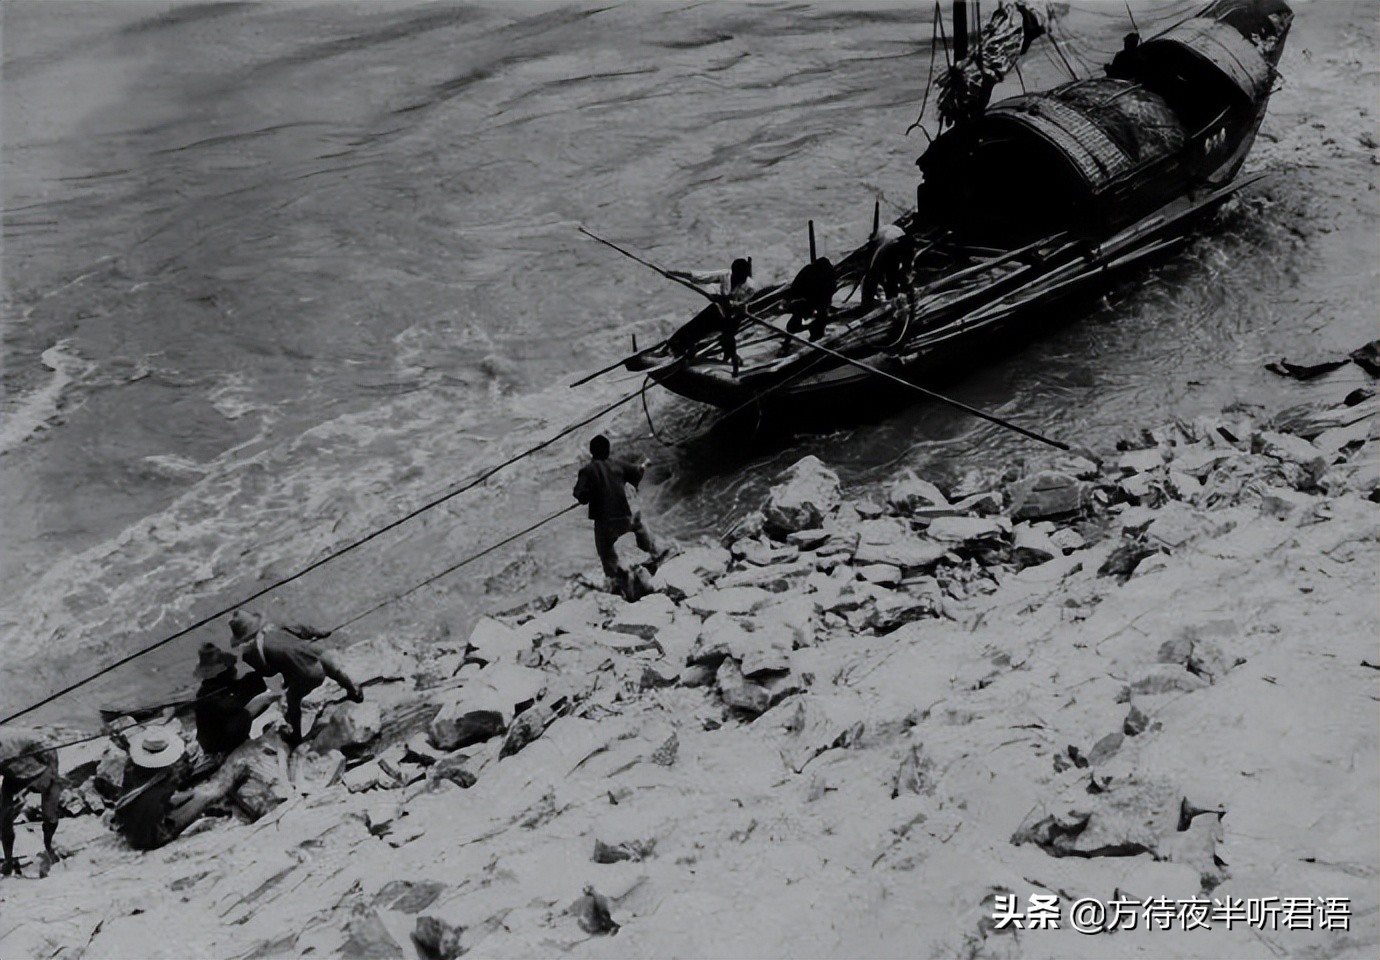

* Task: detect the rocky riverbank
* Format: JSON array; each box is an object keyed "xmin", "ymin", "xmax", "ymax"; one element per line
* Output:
[{"xmin": 2, "ymin": 386, "xmax": 1377, "ymax": 960}]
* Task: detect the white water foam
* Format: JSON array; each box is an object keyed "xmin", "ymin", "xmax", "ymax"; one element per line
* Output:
[{"xmin": 0, "ymin": 340, "xmax": 94, "ymax": 456}]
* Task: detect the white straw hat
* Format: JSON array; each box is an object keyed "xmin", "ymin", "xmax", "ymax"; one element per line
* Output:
[{"xmin": 128, "ymin": 727, "xmax": 186, "ymax": 769}]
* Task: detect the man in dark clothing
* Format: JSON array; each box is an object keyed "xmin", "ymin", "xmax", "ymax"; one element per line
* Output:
[
  {"xmin": 666, "ymin": 257, "xmax": 758, "ymax": 375},
  {"xmin": 785, "ymin": 256, "xmax": 837, "ymax": 342},
  {"xmin": 1106, "ymin": 32, "xmax": 1141, "ymax": 80},
  {"xmin": 113, "ymin": 727, "xmax": 251, "ymax": 851},
  {"xmin": 228, "ymin": 610, "xmax": 363, "ymax": 745},
  {"xmin": 1, "ymin": 726, "xmax": 62, "ymax": 876},
  {"xmin": 192, "ymin": 642, "xmax": 274, "ymax": 757},
  {"xmin": 862, "ymin": 224, "xmax": 914, "ymax": 306},
  {"xmin": 573, "ymin": 435, "xmax": 666, "ymax": 587}
]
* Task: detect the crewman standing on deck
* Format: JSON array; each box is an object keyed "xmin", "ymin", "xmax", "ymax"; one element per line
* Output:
[
  {"xmin": 666, "ymin": 257, "xmax": 759, "ymax": 375},
  {"xmin": 862, "ymin": 224, "xmax": 914, "ymax": 306},
  {"xmin": 574, "ymin": 434, "xmax": 668, "ymax": 595}
]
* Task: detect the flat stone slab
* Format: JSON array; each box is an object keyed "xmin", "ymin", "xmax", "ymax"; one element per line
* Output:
[{"xmin": 684, "ymin": 586, "xmax": 774, "ymax": 617}]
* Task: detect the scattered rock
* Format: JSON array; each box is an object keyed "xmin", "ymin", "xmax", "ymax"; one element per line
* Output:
[
  {"xmin": 313, "ymin": 701, "xmax": 383, "ymax": 755},
  {"xmin": 737, "ymin": 539, "xmax": 800, "ymax": 566},
  {"xmin": 1007, "ymin": 471, "xmax": 1088, "ymax": 520},
  {"xmin": 1123, "ymin": 704, "xmax": 1150, "ymax": 737},
  {"xmin": 1012, "ymin": 523, "xmax": 1060, "ymax": 566},
  {"xmin": 1259, "ymin": 487, "xmax": 1318, "ymax": 519},
  {"xmin": 1144, "ymin": 502, "xmax": 1228, "ymax": 550},
  {"xmin": 857, "ymin": 563, "xmax": 902, "ymax": 586},
  {"xmin": 607, "ymin": 593, "xmax": 676, "ymax": 641},
  {"xmin": 1253, "ymin": 430, "xmax": 1327, "ymax": 475},
  {"xmin": 428, "ymin": 707, "xmax": 506, "ymax": 752},
  {"xmin": 776, "ymin": 695, "xmax": 867, "ymax": 774},
  {"xmin": 1265, "ymin": 357, "xmax": 1348, "ymax": 381},
  {"xmin": 1166, "ymin": 470, "xmax": 1202, "ymax": 501},
  {"xmin": 1098, "ymin": 539, "xmax": 1157, "ymax": 578},
  {"xmin": 428, "ymin": 753, "xmax": 477, "ymax": 789},
  {"xmin": 887, "ymin": 471, "xmax": 949, "ymax": 514},
  {"xmin": 764, "ymin": 456, "xmax": 840, "ymax": 535},
  {"xmin": 649, "ymin": 732, "xmax": 678, "ymax": 767},
  {"xmin": 374, "ymin": 880, "xmax": 447, "ymax": 914},
  {"xmin": 852, "ymin": 518, "xmax": 947, "ymax": 569},
  {"xmin": 466, "ymin": 617, "xmax": 521, "ymax": 663},
  {"xmin": 1012, "ymin": 777, "xmax": 1180, "ymax": 859},
  {"xmin": 1123, "ymin": 664, "xmax": 1209, "ymax": 698},
  {"xmin": 1349, "ymin": 339, "xmax": 1380, "ymax": 376},
  {"xmin": 1054, "ymin": 454, "xmax": 1101, "ymax": 480},
  {"xmin": 1049, "ymin": 527, "xmax": 1085, "ymax": 552},
  {"xmin": 341, "ymin": 904, "xmax": 405, "ymax": 959},
  {"xmin": 925, "ymin": 515, "xmax": 1009, "ymax": 544},
  {"xmin": 684, "ymin": 586, "xmax": 773, "ymax": 617},
  {"xmin": 342, "ymin": 759, "xmax": 397, "ymax": 794},
  {"xmin": 891, "ymin": 743, "xmax": 937, "ymax": 798},
  {"xmin": 1118, "ymin": 448, "xmax": 1165, "ymax": 474},
  {"xmin": 500, "ymin": 702, "xmax": 557, "ymax": 758},
  {"xmin": 786, "ymin": 529, "xmax": 831, "ymax": 550},
  {"xmin": 593, "ymin": 838, "xmax": 656, "ymax": 863},
  {"xmin": 952, "ymin": 490, "xmax": 1004, "ymax": 515},
  {"xmin": 570, "ymin": 885, "xmax": 620, "ymax": 936},
  {"xmin": 867, "ymin": 588, "xmax": 939, "ymax": 633},
  {"xmin": 716, "ymin": 658, "xmax": 770, "ymax": 716},
  {"xmin": 1087, "ymin": 731, "xmax": 1124, "ymax": 765},
  {"xmin": 413, "ymin": 915, "xmax": 465, "ymax": 960},
  {"xmin": 678, "ymin": 663, "xmax": 716, "ymax": 687}
]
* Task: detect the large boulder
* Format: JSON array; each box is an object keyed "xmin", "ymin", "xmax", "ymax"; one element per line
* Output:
[
  {"xmin": 654, "ymin": 546, "xmax": 731, "ymax": 600},
  {"xmin": 428, "ymin": 706, "xmax": 506, "ymax": 752},
  {"xmin": 716, "ymin": 659, "xmax": 770, "ymax": 716},
  {"xmin": 312, "ymin": 701, "xmax": 383, "ymax": 755},
  {"xmin": 1253, "ymin": 430, "xmax": 1328, "ymax": 475},
  {"xmin": 764, "ymin": 456, "xmax": 840, "ymax": 535},
  {"xmin": 684, "ymin": 586, "xmax": 773, "ymax": 617},
  {"xmin": 466, "ymin": 617, "xmax": 524, "ymax": 664},
  {"xmin": 1012, "ymin": 523, "xmax": 1061, "ymax": 566},
  {"xmin": 851, "ymin": 518, "xmax": 947, "ymax": 569},
  {"xmin": 887, "ymin": 471, "xmax": 949, "ymax": 514},
  {"xmin": 924, "ymin": 515, "xmax": 1010, "ymax": 544},
  {"xmin": 1007, "ymin": 471, "xmax": 1089, "ymax": 520},
  {"xmin": 689, "ymin": 613, "xmax": 790, "ymax": 675},
  {"xmin": 867, "ymin": 588, "xmax": 940, "ymax": 633},
  {"xmin": 606, "ymin": 593, "xmax": 676, "ymax": 641}
]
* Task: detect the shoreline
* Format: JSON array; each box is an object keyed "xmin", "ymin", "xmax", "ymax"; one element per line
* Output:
[{"xmin": 3, "ymin": 380, "xmax": 1376, "ymax": 959}]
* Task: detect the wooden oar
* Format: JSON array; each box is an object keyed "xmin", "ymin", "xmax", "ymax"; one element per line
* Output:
[
  {"xmin": 579, "ymin": 227, "xmax": 718, "ymax": 304},
  {"xmin": 571, "ymin": 226, "xmax": 736, "ymax": 387}
]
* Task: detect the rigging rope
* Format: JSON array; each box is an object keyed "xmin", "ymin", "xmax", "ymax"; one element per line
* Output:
[{"xmin": 0, "ymin": 387, "xmax": 644, "ymax": 727}]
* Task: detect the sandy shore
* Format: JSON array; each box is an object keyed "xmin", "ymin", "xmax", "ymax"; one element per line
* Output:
[{"xmin": 2, "ymin": 379, "xmax": 1376, "ymax": 959}]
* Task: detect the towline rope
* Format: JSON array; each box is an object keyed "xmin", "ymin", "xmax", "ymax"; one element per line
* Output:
[
  {"xmin": 1, "ymin": 388, "xmax": 644, "ymax": 728},
  {"xmin": 1, "ymin": 503, "xmax": 583, "ymax": 765}
]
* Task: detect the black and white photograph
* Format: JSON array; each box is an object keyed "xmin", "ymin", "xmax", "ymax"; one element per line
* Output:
[{"xmin": 1, "ymin": 0, "xmax": 1376, "ymax": 956}]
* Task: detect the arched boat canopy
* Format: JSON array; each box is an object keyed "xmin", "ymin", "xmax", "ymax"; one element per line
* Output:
[
  {"xmin": 1139, "ymin": 18, "xmax": 1274, "ymax": 103},
  {"xmin": 918, "ymin": 79, "xmax": 1186, "ymax": 237},
  {"xmin": 983, "ymin": 81, "xmax": 1185, "ymax": 193}
]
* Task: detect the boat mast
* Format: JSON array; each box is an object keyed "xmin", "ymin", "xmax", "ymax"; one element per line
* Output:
[{"xmin": 953, "ymin": 0, "xmax": 969, "ymax": 62}]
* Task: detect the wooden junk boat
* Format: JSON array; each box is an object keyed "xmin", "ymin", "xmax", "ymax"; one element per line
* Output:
[{"xmin": 608, "ymin": 0, "xmax": 1294, "ymax": 416}]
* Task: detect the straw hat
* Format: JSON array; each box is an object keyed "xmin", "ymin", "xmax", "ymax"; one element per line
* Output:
[
  {"xmin": 128, "ymin": 727, "xmax": 186, "ymax": 769},
  {"xmin": 193, "ymin": 642, "xmax": 237, "ymax": 680},
  {"xmin": 228, "ymin": 610, "xmax": 263, "ymax": 645}
]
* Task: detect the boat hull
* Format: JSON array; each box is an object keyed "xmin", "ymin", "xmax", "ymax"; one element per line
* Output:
[{"xmin": 630, "ymin": 1, "xmax": 1291, "ymax": 423}]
